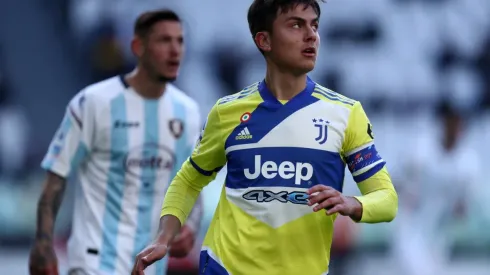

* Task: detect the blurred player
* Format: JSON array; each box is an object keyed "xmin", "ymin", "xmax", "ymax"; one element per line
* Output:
[
  {"xmin": 133, "ymin": 1, "xmax": 398, "ymax": 274},
  {"xmin": 29, "ymin": 9, "xmax": 203, "ymax": 275},
  {"xmin": 392, "ymin": 102, "xmax": 480, "ymax": 275}
]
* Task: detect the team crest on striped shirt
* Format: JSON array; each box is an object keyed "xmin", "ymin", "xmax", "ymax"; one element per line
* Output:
[{"xmin": 169, "ymin": 119, "xmax": 184, "ymax": 139}]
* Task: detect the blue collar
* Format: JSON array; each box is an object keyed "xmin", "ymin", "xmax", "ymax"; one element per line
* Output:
[{"xmin": 258, "ymin": 76, "xmax": 315, "ymax": 109}]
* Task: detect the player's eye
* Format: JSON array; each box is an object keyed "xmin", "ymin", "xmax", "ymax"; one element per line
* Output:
[
  {"xmin": 292, "ymin": 23, "xmax": 301, "ymax": 29},
  {"xmin": 157, "ymin": 36, "xmax": 172, "ymax": 43},
  {"xmin": 312, "ymin": 24, "xmax": 319, "ymax": 31}
]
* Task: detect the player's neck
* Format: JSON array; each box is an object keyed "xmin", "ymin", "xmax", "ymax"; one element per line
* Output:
[
  {"xmin": 264, "ymin": 66, "xmax": 308, "ymax": 101},
  {"xmin": 124, "ymin": 68, "xmax": 166, "ymax": 99}
]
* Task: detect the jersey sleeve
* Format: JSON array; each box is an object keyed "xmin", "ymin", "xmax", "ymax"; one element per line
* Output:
[
  {"xmin": 342, "ymin": 102, "xmax": 398, "ymax": 223},
  {"xmin": 161, "ymin": 103, "xmax": 226, "ymax": 225},
  {"xmin": 342, "ymin": 102, "xmax": 386, "ymax": 183},
  {"xmin": 189, "ymin": 104, "xmax": 226, "ymax": 175},
  {"xmin": 182, "ymin": 107, "xmax": 204, "ymax": 232},
  {"xmin": 353, "ymin": 167, "xmax": 398, "ymax": 223},
  {"xmin": 41, "ymin": 91, "xmax": 93, "ymax": 178}
]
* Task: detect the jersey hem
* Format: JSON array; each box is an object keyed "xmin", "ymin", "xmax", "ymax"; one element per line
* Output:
[{"xmin": 41, "ymin": 163, "xmax": 69, "ymax": 179}]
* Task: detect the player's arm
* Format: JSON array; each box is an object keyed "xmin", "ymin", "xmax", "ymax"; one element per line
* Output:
[
  {"xmin": 132, "ymin": 103, "xmax": 226, "ymax": 272},
  {"xmin": 182, "ymin": 108, "xmax": 205, "ymax": 235},
  {"xmin": 168, "ymin": 109, "xmax": 205, "ymax": 258},
  {"xmin": 29, "ymin": 172, "xmax": 65, "ymax": 275},
  {"xmin": 29, "ymin": 92, "xmax": 93, "ymax": 275},
  {"xmin": 168, "ymin": 194, "xmax": 203, "ymax": 258},
  {"xmin": 342, "ymin": 102, "xmax": 398, "ymax": 223}
]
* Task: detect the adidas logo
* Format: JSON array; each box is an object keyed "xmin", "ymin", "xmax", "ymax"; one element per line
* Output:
[{"xmin": 236, "ymin": 127, "xmax": 253, "ymax": 140}]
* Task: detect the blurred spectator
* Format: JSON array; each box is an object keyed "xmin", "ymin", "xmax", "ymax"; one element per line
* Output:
[
  {"xmin": 475, "ymin": 31, "xmax": 490, "ymax": 108},
  {"xmin": 391, "ymin": 101, "xmax": 481, "ymax": 275},
  {"xmin": 0, "ymin": 58, "xmax": 29, "ymax": 180},
  {"xmin": 87, "ymin": 22, "xmax": 133, "ymax": 82},
  {"xmin": 210, "ymin": 43, "xmax": 247, "ymax": 96}
]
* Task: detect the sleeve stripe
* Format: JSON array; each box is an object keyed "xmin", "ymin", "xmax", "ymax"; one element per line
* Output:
[
  {"xmin": 189, "ymin": 157, "xmax": 222, "ymax": 176},
  {"xmin": 353, "ymin": 162, "xmax": 386, "ymax": 183},
  {"xmin": 352, "ymin": 159, "xmax": 385, "ymax": 177},
  {"xmin": 345, "ymin": 141, "xmax": 374, "ymax": 157},
  {"xmin": 69, "ymin": 106, "xmax": 82, "ymax": 128}
]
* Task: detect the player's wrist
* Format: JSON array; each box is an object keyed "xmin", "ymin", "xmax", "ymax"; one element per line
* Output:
[
  {"xmin": 157, "ymin": 214, "xmax": 183, "ymax": 245},
  {"xmin": 34, "ymin": 233, "xmax": 54, "ymax": 246},
  {"xmin": 182, "ymin": 222, "xmax": 197, "ymax": 235},
  {"xmin": 155, "ymin": 232, "xmax": 173, "ymax": 247},
  {"xmin": 346, "ymin": 196, "xmax": 363, "ymax": 221}
]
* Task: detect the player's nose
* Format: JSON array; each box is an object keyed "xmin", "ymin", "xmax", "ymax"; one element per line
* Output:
[
  {"xmin": 304, "ymin": 26, "xmax": 317, "ymax": 43},
  {"xmin": 170, "ymin": 41, "xmax": 183, "ymax": 56}
]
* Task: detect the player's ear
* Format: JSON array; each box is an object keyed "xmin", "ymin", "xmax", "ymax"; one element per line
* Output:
[
  {"xmin": 130, "ymin": 36, "xmax": 145, "ymax": 58},
  {"xmin": 255, "ymin": 32, "xmax": 271, "ymax": 53}
]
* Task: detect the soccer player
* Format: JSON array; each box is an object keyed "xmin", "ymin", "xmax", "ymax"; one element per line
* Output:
[
  {"xmin": 133, "ymin": 1, "xmax": 398, "ymax": 274},
  {"xmin": 28, "ymin": 9, "xmax": 203, "ymax": 275}
]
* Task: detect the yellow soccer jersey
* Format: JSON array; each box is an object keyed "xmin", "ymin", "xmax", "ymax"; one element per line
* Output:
[{"xmin": 161, "ymin": 78, "xmax": 396, "ymax": 275}]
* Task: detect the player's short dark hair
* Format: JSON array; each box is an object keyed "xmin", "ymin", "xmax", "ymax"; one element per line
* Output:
[
  {"xmin": 134, "ymin": 9, "xmax": 181, "ymax": 38},
  {"xmin": 247, "ymin": 0, "xmax": 324, "ymax": 38}
]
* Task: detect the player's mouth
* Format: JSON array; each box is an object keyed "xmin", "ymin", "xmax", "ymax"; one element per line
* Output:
[
  {"xmin": 302, "ymin": 47, "xmax": 316, "ymax": 58},
  {"xmin": 167, "ymin": 61, "xmax": 180, "ymax": 70}
]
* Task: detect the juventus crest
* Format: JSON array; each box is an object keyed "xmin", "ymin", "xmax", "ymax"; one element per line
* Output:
[
  {"xmin": 169, "ymin": 119, "xmax": 184, "ymax": 139},
  {"xmin": 313, "ymin": 118, "xmax": 330, "ymax": 145}
]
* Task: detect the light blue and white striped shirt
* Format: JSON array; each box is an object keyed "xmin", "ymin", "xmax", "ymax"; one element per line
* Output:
[{"xmin": 42, "ymin": 75, "xmax": 203, "ymax": 275}]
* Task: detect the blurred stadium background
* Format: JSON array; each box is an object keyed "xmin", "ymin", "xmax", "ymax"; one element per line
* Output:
[{"xmin": 1, "ymin": 0, "xmax": 490, "ymax": 274}]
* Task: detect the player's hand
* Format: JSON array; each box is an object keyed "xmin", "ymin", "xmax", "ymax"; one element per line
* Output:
[
  {"xmin": 169, "ymin": 225, "xmax": 195, "ymax": 258},
  {"xmin": 132, "ymin": 242, "xmax": 168, "ymax": 275},
  {"xmin": 28, "ymin": 241, "xmax": 59, "ymax": 275},
  {"xmin": 307, "ymin": 185, "xmax": 362, "ymax": 220}
]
